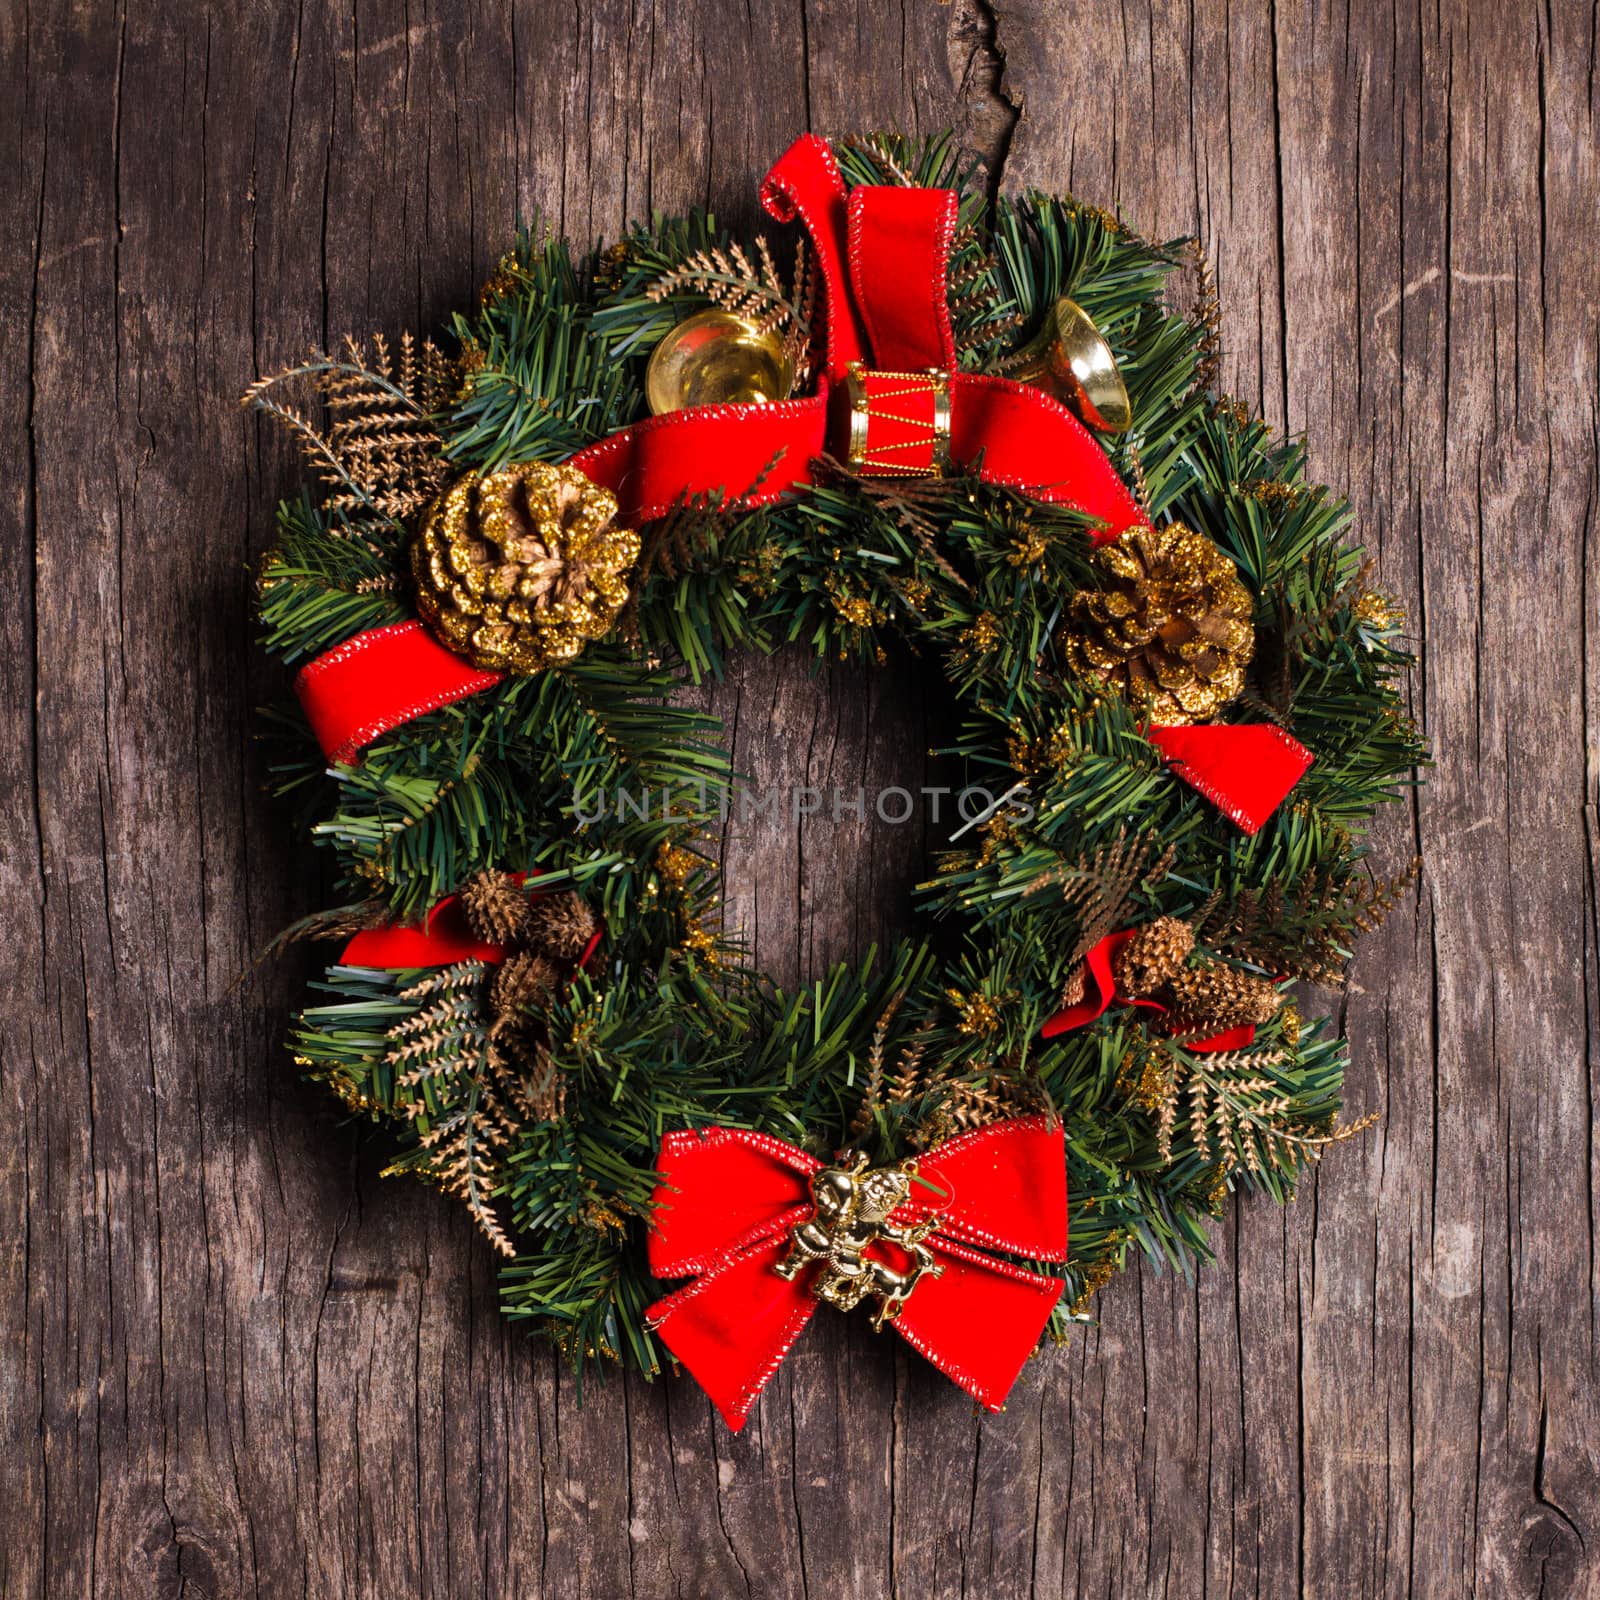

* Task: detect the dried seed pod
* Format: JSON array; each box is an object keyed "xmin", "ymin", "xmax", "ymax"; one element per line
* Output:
[
  {"xmin": 488, "ymin": 950, "xmax": 559, "ymax": 1027},
  {"xmin": 460, "ymin": 870, "xmax": 531, "ymax": 946},
  {"xmin": 1157, "ymin": 962, "xmax": 1281, "ymax": 1035},
  {"xmin": 524, "ymin": 891, "xmax": 600, "ymax": 962}
]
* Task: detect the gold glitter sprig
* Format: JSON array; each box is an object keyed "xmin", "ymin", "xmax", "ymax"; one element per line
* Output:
[{"xmin": 242, "ymin": 333, "xmax": 458, "ymax": 530}]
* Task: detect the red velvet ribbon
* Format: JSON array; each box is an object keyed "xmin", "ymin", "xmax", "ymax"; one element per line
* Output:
[
  {"xmin": 1040, "ymin": 928, "xmax": 1258, "ymax": 1050},
  {"xmin": 296, "ymin": 621, "xmax": 506, "ymax": 768},
  {"xmin": 1146, "ymin": 724, "xmax": 1312, "ymax": 835},
  {"xmin": 563, "ymin": 136, "xmax": 1148, "ymax": 530},
  {"xmin": 339, "ymin": 871, "xmax": 603, "ymax": 971},
  {"xmin": 290, "ymin": 135, "xmax": 1312, "ymax": 835},
  {"xmin": 292, "ymin": 137, "xmax": 1149, "ymax": 768},
  {"xmin": 646, "ymin": 1117, "xmax": 1067, "ymax": 1430}
]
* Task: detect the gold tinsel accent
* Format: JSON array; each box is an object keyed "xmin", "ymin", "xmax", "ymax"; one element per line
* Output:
[
  {"xmin": 1354, "ymin": 589, "xmax": 1405, "ymax": 633},
  {"xmin": 947, "ymin": 989, "xmax": 1004, "ymax": 1037},
  {"xmin": 1279, "ymin": 1003, "xmax": 1302, "ymax": 1048},
  {"xmin": 1005, "ymin": 523, "xmax": 1050, "ymax": 569},
  {"xmin": 479, "ymin": 252, "xmax": 522, "ymax": 306},
  {"xmin": 1069, "ymin": 1247, "xmax": 1122, "ymax": 1317},
  {"xmin": 964, "ymin": 612, "xmax": 1002, "ymax": 653},
  {"xmin": 411, "ymin": 462, "xmax": 638, "ymax": 674},
  {"xmin": 825, "ymin": 573, "xmax": 884, "ymax": 629},
  {"xmin": 1061, "ymin": 523, "xmax": 1255, "ymax": 725},
  {"xmin": 581, "ymin": 1198, "xmax": 631, "ymax": 1240},
  {"xmin": 681, "ymin": 922, "xmax": 721, "ymax": 966},
  {"xmin": 898, "ymin": 577, "xmax": 933, "ymax": 612},
  {"xmin": 1112, "ymin": 916, "xmax": 1195, "ymax": 997},
  {"xmin": 655, "ymin": 841, "xmax": 701, "ymax": 888}
]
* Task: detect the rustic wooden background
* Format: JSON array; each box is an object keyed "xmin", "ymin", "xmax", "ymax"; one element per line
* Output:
[{"xmin": 4, "ymin": 1, "xmax": 1597, "ymax": 1595}]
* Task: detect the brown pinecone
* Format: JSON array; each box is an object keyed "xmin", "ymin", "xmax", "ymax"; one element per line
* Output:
[
  {"xmin": 1061, "ymin": 523, "xmax": 1254, "ymax": 725},
  {"xmin": 460, "ymin": 870, "xmax": 530, "ymax": 945},
  {"xmin": 411, "ymin": 462, "xmax": 639, "ymax": 674},
  {"xmin": 525, "ymin": 891, "xmax": 600, "ymax": 961},
  {"xmin": 488, "ymin": 950, "xmax": 559, "ymax": 1029},
  {"xmin": 1113, "ymin": 916, "xmax": 1195, "ymax": 997},
  {"xmin": 1156, "ymin": 962, "xmax": 1281, "ymax": 1035}
]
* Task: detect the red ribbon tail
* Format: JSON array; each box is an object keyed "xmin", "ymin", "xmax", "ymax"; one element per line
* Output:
[
  {"xmin": 893, "ymin": 1238, "xmax": 1064, "ymax": 1412},
  {"xmin": 295, "ymin": 620, "xmax": 505, "ymax": 766},
  {"xmin": 949, "ymin": 374, "xmax": 1147, "ymax": 541},
  {"xmin": 760, "ymin": 134, "xmax": 864, "ymax": 379},
  {"xmin": 1148, "ymin": 723, "xmax": 1313, "ymax": 834},
  {"xmin": 647, "ymin": 1236, "xmax": 819, "ymax": 1431}
]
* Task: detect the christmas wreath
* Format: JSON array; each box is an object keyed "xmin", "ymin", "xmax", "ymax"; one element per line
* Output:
[{"xmin": 249, "ymin": 132, "xmax": 1423, "ymax": 1428}]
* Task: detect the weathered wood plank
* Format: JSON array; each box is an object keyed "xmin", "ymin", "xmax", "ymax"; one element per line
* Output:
[{"xmin": 1, "ymin": 0, "xmax": 1595, "ymax": 1596}]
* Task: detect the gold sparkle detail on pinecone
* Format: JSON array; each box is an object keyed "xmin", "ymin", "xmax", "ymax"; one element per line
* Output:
[
  {"xmin": 411, "ymin": 462, "xmax": 638, "ymax": 674},
  {"xmin": 1113, "ymin": 916, "xmax": 1195, "ymax": 997},
  {"xmin": 1061, "ymin": 523, "xmax": 1254, "ymax": 725}
]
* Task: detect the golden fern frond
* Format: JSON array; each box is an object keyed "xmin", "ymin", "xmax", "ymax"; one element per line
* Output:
[
  {"xmin": 380, "ymin": 964, "xmax": 567, "ymax": 1259},
  {"xmin": 398, "ymin": 960, "xmax": 487, "ymax": 1003},
  {"xmin": 242, "ymin": 334, "xmax": 456, "ymax": 528},
  {"xmin": 1022, "ymin": 827, "xmax": 1173, "ymax": 965},
  {"xmin": 1178, "ymin": 1040, "xmax": 1377, "ymax": 1178},
  {"xmin": 848, "ymin": 990, "xmax": 907, "ymax": 1140},
  {"xmin": 884, "ymin": 1023, "xmax": 933, "ymax": 1109},
  {"xmin": 1190, "ymin": 240, "xmax": 1223, "ymax": 392}
]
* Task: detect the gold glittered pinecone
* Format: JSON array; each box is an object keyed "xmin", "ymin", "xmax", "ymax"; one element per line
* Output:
[
  {"xmin": 411, "ymin": 462, "xmax": 639, "ymax": 674},
  {"xmin": 1113, "ymin": 916, "xmax": 1195, "ymax": 997},
  {"xmin": 460, "ymin": 869, "xmax": 531, "ymax": 945},
  {"xmin": 524, "ymin": 891, "xmax": 599, "ymax": 962},
  {"xmin": 1156, "ymin": 962, "xmax": 1281, "ymax": 1036},
  {"xmin": 1062, "ymin": 523, "xmax": 1254, "ymax": 724}
]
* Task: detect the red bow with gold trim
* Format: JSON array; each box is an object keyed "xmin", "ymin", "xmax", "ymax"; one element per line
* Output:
[
  {"xmin": 645, "ymin": 1116, "xmax": 1067, "ymax": 1431},
  {"xmin": 294, "ymin": 135, "xmax": 1310, "ymax": 833}
]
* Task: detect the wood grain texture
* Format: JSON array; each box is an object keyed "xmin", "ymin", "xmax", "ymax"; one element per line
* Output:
[{"xmin": 2, "ymin": 1, "xmax": 1595, "ymax": 1595}]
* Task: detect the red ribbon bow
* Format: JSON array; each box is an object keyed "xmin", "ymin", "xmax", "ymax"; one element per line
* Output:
[
  {"xmin": 566, "ymin": 134, "xmax": 1150, "ymax": 532},
  {"xmin": 645, "ymin": 1116, "xmax": 1067, "ymax": 1430}
]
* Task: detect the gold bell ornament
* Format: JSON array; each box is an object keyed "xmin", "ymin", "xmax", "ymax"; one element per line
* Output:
[
  {"xmin": 644, "ymin": 309, "xmax": 796, "ymax": 414},
  {"xmin": 1010, "ymin": 296, "xmax": 1132, "ymax": 434}
]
